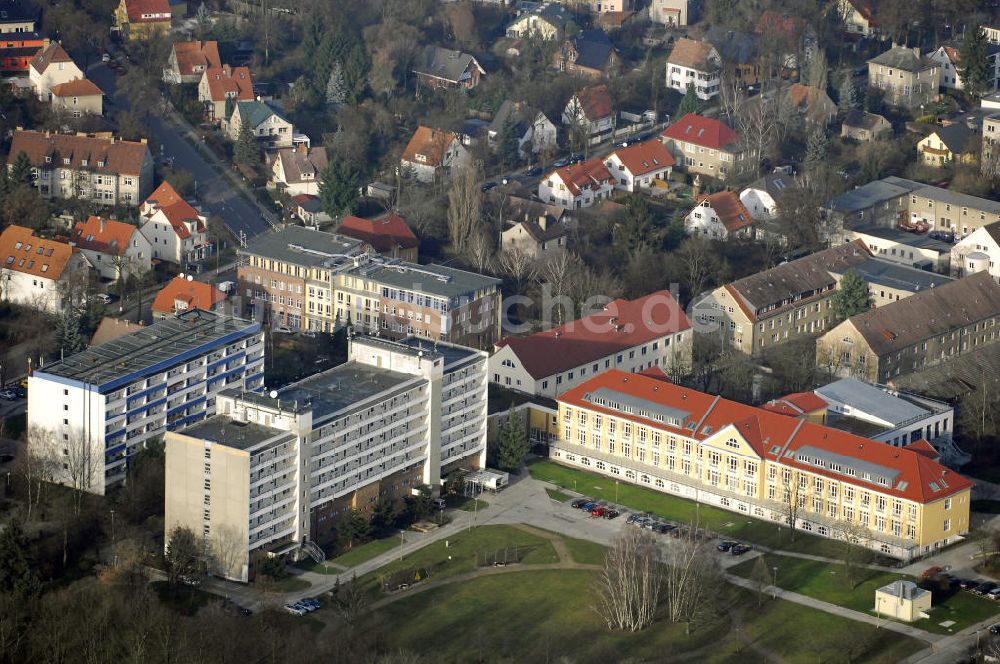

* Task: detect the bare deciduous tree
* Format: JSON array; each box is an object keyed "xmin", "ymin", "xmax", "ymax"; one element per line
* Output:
[
  {"xmin": 447, "ymin": 165, "xmax": 483, "ymax": 252},
  {"xmin": 333, "ymin": 573, "xmax": 369, "ymax": 627},
  {"xmin": 719, "ymin": 76, "xmax": 776, "ymax": 175},
  {"xmin": 780, "ymin": 471, "xmax": 801, "ymax": 542},
  {"xmin": 832, "ymin": 520, "xmax": 874, "ymax": 590},
  {"xmin": 592, "ymin": 529, "xmax": 663, "ymax": 632},
  {"xmin": 211, "ymin": 525, "xmax": 248, "ymax": 581},
  {"xmin": 62, "ymin": 428, "xmax": 99, "ymax": 515},
  {"xmin": 662, "ymin": 524, "xmax": 722, "ymax": 634},
  {"xmin": 497, "ymin": 246, "xmax": 537, "ymax": 295},
  {"xmin": 677, "ymin": 238, "xmax": 713, "ymax": 302},
  {"xmin": 464, "ymin": 228, "xmax": 495, "ymax": 275},
  {"xmin": 19, "ymin": 427, "xmax": 56, "ymax": 521},
  {"xmin": 750, "ymin": 554, "xmax": 772, "ymax": 607}
]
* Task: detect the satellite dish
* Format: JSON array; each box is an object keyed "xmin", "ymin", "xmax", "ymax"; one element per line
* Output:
[
  {"xmin": 269, "ymin": 390, "xmax": 278, "ymax": 399},
  {"xmin": 178, "ymin": 272, "xmax": 185, "ymax": 279},
  {"xmin": 187, "ymin": 275, "xmax": 194, "ymax": 282}
]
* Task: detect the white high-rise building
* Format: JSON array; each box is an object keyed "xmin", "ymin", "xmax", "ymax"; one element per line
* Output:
[
  {"xmin": 164, "ymin": 335, "xmax": 488, "ymax": 582},
  {"xmin": 28, "ymin": 310, "xmax": 264, "ymax": 495}
]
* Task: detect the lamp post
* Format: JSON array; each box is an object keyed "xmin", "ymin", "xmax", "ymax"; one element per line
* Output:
[
  {"xmin": 399, "ymin": 530, "xmax": 405, "ymax": 561},
  {"xmin": 109, "ymin": 509, "xmax": 117, "ymax": 567},
  {"xmin": 615, "ymin": 480, "xmax": 619, "ymax": 504},
  {"xmin": 772, "ymin": 566, "xmax": 778, "ymax": 599}
]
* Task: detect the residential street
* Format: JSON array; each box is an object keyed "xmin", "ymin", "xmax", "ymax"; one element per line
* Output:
[{"xmin": 87, "ymin": 60, "xmax": 276, "ymax": 242}]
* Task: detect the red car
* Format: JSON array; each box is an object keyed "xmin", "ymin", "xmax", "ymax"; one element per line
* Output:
[
  {"xmin": 921, "ymin": 565, "xmax": 943, "ymax": 579},
  {"xmin": 590, "ymin": 506, "xmax": 606, "ymax": 517}
]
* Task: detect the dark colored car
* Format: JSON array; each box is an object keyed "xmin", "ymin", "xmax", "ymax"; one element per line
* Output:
[
  {"xmin": 929, "ymin": 230, "xmax": 954, "ymax": 243},
  {"xmin": 603, "ymin": 509, "xmax": 620, "ymax": 519},
  {"xmin": 526, "ymin": 165, "xmax": 543, "ymax": 176},
  {"xmin": 481, "ymin": 181, "xmax": 497, "ymax": 192},
  {"xmin": 717, "ymin": 541, "xmax": 737, "ymax": 552},
  {"xmin": 571, "ymin": 498, "xmax": 591, "ymax": 509},
  {"xmin": 958, "ymin": 579, "xmax": 979, "ymax": 590},
  {"xmin": 626, "ymin": 513, "xmax": 641, "ymax": 524},
  {"xmin": 973, "ymin": 582, "xmax": 997, "ymax": 595},
  {"xmin": 655, "ymin": 523, "xmax": 672, "ymax": 534},
  {"xmin": 552, "ymin": 157, "xmax": 570, "ymax": 168},
  {"xmin": 990, "ymin": 623, "xmax": 1000, "ymax": 635},
  {"xmin": 731, "ymin": 544, "xmax": 753, "ymax": 556},
  {"xmin": 568, "ymin": 153, "xmax": 583, "ymax": 164}
]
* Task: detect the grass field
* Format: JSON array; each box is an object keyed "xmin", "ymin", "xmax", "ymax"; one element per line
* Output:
[
  {"xmin": 545, "ymin": 488, "xmax": 573, "ymax": 503},
  {"xmin": 330, "ymin": 536, "xmax": 402, "ymax": 569},
  {"xmin": 730, "ymin": 553, "xmax": 1000, "ymax": 634},
  {"xmin": 358, "ymin": 525, "xmax": 558, "ymax": 596},
  {"xmin": 447, "ymin": 495, "xmax": 490, "ymax": 512},
  {"xmin": 371, "ymin": 570, "xmax": 924, "ymax": 664},
  {"xmin": 560, "ymin": 536, "xmax": 605, "ymax": 565},
  {"xmin": 529, "ymin": 459, "xmax": 845, "ymax": 557}
]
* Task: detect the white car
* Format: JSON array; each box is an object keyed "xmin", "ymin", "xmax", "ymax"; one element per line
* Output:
[
  {"xmin": 101, "ymin": 52, "xmax": 111, "ymax": 63},
  {"xmin": 284, "ymin": 603, "xmax": 307, "ymax": 616},
  {"xmin": 274, "ymin": 325, "xmax": 293, "ymax": 334},
  {"xmin": 94, "ymin": 293, "xmax": 112, "ymax": 304}
]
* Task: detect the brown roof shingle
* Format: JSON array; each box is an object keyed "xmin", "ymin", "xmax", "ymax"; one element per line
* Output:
[
  {"xmin": 667, "ymin": 37, "xmax": 719, "ymax": 71},
  {"xmin": 401, "ymin": 126, "xmax": 460, "ymax": 167},
  {"xmin": 606, "ymin": 139, "xmax": 675, "ymax": 176},
  {"xmin": 694, "ymin": 191, "xmax": 752, "ymax": 233},
  {"xmin": 201, "ymin": 65, "xmax": 254, "ymax": 102},
  {"xmin": 274, "ymin": 145, "xmax": 327, "ymax": 184},
  {"xmin": 8, "ymin": 130, "xmax": 150, "ymax": 176},
  {"xmin": 49, "ymin": 79, "xmax": 104, "ymax": 98},
  {"xmin": 30, "ymin": 42, "xmax": 73, "ymax": 74},
  {"xmin": 171, "ymin": 40, "xmax": 221, "ymax": 76}
]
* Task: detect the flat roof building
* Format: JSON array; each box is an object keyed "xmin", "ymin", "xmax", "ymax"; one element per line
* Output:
[
  {"xmin": 164, "ymin": 335, "xmax": 488, "ymax": 581},
  {"xmin": 28, "ymin": 310, "xmax": 264, "ymax": 495}
]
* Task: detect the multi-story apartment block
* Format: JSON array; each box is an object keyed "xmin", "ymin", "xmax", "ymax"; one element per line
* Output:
[
  {"xmin": 983, "ymin": 114, "xmax": 1000, "ymax": 177},
  {"xmin": 659, "ymin": 113, "xmax": 749, "ymax": 182},
  {"xmin": 828, "ymin": 255, "xmax": 953, "ymax": 308},
  {"xmin": 8, "ymin": 130, "xmax": 154, "ymax": 206},
  {"xmin": 816, "ymin": 272, "xmax": 1000, "ymax": 383},
  {"xmin": 694, "ymin": 241, "xmax": 871, "ymax": 355},
  {"xmin": 665, "ymin": 38, "xmax": 721, "ymax": 101},
  {"xmin": 164, "ymin": 335, "xmax": 488, "ymax": 581},
  {"xmin": 238, "ymin": 226, "xmax": 502, "ymax": 348},
  {"xmin": 491, "ymin": 290, "xmax": 693, "ymax": 398},
  {"xmin": 27, "ymin": 310, "xmax": 264, "ymax": 496},
  {"xmin": 846, "ymin": 225, "xmax": 952, "ymax": 273},
  {"xmin": 551, "ymin": 369, "xmax": 973, "ymax": 560},
  {"xmin": 867, "ymin": 45, "xmax": 940, "ymax": 110},
  {"xmin": 826, "ymin": 176, "xmax": 1000, "ymax": 241}
]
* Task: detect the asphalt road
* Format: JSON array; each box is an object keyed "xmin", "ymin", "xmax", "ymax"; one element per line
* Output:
[{"xmin": 87, "ymin": 59, "xmax": 275, "ymax": 241}]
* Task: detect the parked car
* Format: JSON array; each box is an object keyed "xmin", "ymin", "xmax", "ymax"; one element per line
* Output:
[
  {"xmin": 481, "ymin": 181, "xmax": 497, "ymax": 192},
  {"xmin": 731, "ymin": 544, "xmax": 753, "ymax": 556},
  {"xmin": 572, "ymin": 498, "xmax": 591, "ymax": 509},
  {"xmin": 654, "ymin": 523, "xmax": 672, "ymax": 534},
  {"xmin": 239, "ymin": 607, "xmax": 253, "ymax": 616},
  {"xmin": 301, "ymin": 597, "xmax": 322, "ymax": 610},
  {"xmin": 94, "ymin": 293, "xmax": 113, "ymax": 304},
  {"xmin": 958, "ymin": 579, "xmax": 979, "ymax": 590},
  {"xmin": 603, "ymin": 509, "xmax": 620, "ymax": 519},
  {"xmin": 568, "ymin": 153, "xmax": 583, "ymax": 164},
  {"xmin": 987, "ymin": 588, "xmax": 1000, "ymax": 601},
  {"xmin": 590, "ymin": 506, "xmax": 606, "ymax": 517},
  {"xmin": 929, "ymin": 230, "xmax": 955, "ymax": 243},
  {"xmin": 526, "ymin": 165, "xmax": 543, "ymax": 176},
  {"xmin": 179, "ymin": 575, "xmax": 201, "ymax": 587},
  {"xmin": 990, "ymin": 623, "xmax": 1000, "ymax": 635},
  {"xmin": 301, "ymin": 330, "xmax": 316, "ymax": 338},
  {"xmin": 284, "ymin": 603, "xmax": 307, "ymax": 616},
  {"xmin": 921, "ymin": 565, "xmax": 943, "ymax": 579},
  {"xmin": 552, "ymin": 157, "xmax": 571, "ymax": 168},
  {"xmin": 0, "ymin": 390, "xmax": 16, "ymax": 401},
  {"xmin": 973, "ymin": 582, "xmax": 997, "ymax": 595},
  {"xmin": 101, "ymin": 52, "xmax": 111, "ymax": 63},
  {"xmin": 717, "ymin": 540, "xmax": 738, "ymax": 552},
  {"xmin": 274, "ymin": 325, "xmax": 293, "ymax": 334}
]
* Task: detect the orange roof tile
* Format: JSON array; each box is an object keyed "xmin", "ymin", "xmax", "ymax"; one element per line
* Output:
[
  {"xmin": 573, "ymin": 84, "xmax": 613, "ymax": 121},
  {"xmin": 559, "ymin": 370, "xmax": 973, "ymax": 505},
  {"xmin": 606, "ymin": 139, "xmax": 675, "ymax": 176},
  {"xmin": 661, "ymin": 113, "xmax": 740, "ymax": 151},
  {"xmin": 401, "ymin": 126, "xmax": 460, "ymax": 167},
  {"xmin": 202, "ymin": 65, "xmax": 254, "ymax": 103},
  {"xmin": 693, "ymin": 191, "xmax": 752, "ymax": 233},
  {"xmin": 0, "ymin": 225, "xmax": 76, "ymax": 280},
  {"xmin": 49, "ymin": 79, "xmax": 104, "ymax": 98},
  {"xmin": 123, "ymin": 0, "xmax": 171, "ymax": 23},
  {"xmin": 495, "ymin": 291, "xmax": 691, "ymax": 379},
  {"xmin": 152, "ymin": 275, "xmax": 226, "ymax": 315},
  {"xmin": 142, "ymin": 181, "xmax": 204, "ymax": 240},
  {"xmin": 549, "ymin": 157, "xmax": 614, "ymax": 197},
  {"xmin": 762, "ymin": 391, "xmax": 829, "ymax": 416},
  {"xmin": 171, "ymin": 40, "xmax": 221, "ymax": 76},
  {"xmin": 72, "ymin": 216, "xmax": 138, "ymax": 256},
  {"xmin": 338, "ymin": 214, "xmax": 419, "ymax": 254}
]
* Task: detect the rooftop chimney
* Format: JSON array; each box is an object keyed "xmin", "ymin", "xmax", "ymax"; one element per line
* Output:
[
  {"xmin": 98, "ymin": 216, "xmax": 105, "ymax": 233},
  {"xmin": 538, "ymin": 215, "xmax": 548, "ymax": 231}
]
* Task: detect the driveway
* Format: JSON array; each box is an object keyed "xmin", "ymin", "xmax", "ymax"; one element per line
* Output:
[{"xmin": 87, "ymin": 61, "xmax": 276, "ymax": 241}]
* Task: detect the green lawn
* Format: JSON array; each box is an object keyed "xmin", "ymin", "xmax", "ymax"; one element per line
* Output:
[
  {"xmin": 358, "ymin": 525, "xmax": 557, "ymax": 596},
  {"xmin": 561, "ymin": 536, "xmax": 606, "ymax": 565},
  {"xmin": 270, "ymin": 576, "xmax": 311, "ymax": 592},
  {"xmin": 730, "ymin": 553, "xmax": 1000, "ymax": 635},
  {"xmin": 330, "ymin": 536, "xmax": 402, "ymax": 569},
  {"xmin": 447, "ymin": 495, "xmax": 490, "ymax": 512},
  {"xmin": 545, "ymin": 488, "xmax": 573, "ymax": 503},
  {"xmin": 529, "ymin": 460, "xmax": 845, "ymax": 557},
  {"xmin": 371, "ymin": 570, "xmax": 923, "ymax": 664},
  {"xmin": 151, "ymin": 580, "xmax": 212, "ymax": 616}
]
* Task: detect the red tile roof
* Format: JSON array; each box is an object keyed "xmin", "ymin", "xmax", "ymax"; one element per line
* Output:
[
  {"xmin": 401, "ymin": 126, "xmax": 459, "ymax": 167},
  {"xmin": 152, "ymin": 275, "xmax": 226, "ymax": 315},
  {"xmin": 338, "ymin": 214, "xmax": 419, "ymax": 255},
  {"xmin": 549, "ymin": 157, "xmax": 614, "ymax": 197},
  {"xmin": 755, "ymin": 10, "xmax": 808, "ymax": 40},
  {"xmin": 693, "ymin": 191, "xmax": 752, "ymax": 233},
  {"xmin": 50, "ymin": 79, "xmax": 104, "ymax": 98},
  {"xmin": 559, "ymin": 369, "xmax": 973, "ymax": 505},
  {"xmin": 762, "ymin": 391, "xmax": 829, "ymax": 416},
  {"xmin": 123, "ymin": 0, "xmax": 171, "ymax": 22},
  {"xmin": 0, "ymin": 225, "xmax": 76, "ymax": 280},
  {"xmin": 606, "ymin": 139, "xmax": 675, "ymax": 176},
  {"xmin": 72, "ymin": 216, "xmax": 138, "ymax": 256},
  {"xmin": 171, "ymin": 40, "xmax": 221, "ymax": 76},
  {"xmin": 202, "ymin": 65, "xmax": 253, "ymax": 103},
  {"xmin": 905, "ymin": 439, "xmax": 941, "ymax": 461},
  {"xmin": 846, "ymin": 0, "xmax": 874, "ymax": 22},
  {"xmin": 142, "ymin": 181, "xmax": 204, "ymax": 240},
  {"xmin": 661, "ymin": 113, "xmax": 740, "ymax": 151},
  {"xmin": 495, "ymin": 290, "xmax": 691, "ymax": 379},
  {"xmin": 574, "ymin": 84, "xmax": 613, "ymax": 121}
]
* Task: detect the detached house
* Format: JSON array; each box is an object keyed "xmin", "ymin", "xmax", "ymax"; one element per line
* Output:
[
  {"xmin": 8, "ymin": 130, "xmax": 154, "ymax": 206},
  {"xmin": 29, "ymin": 42, "xmax": 83, "ymax": 102},
  {"xmin": 71, "ymin": 216, "xmax": 152, "ymax": 280},
  {"xmin": 917, "ymin": 123, "xmax": 978, "ymax": 167},
  {"xmin": 927, "ymin": 43, "xmax": 1000, "ymax": 94},
  {"xmin": 0, "ymin": 225, "xmax": 90, "ymax": 314},
  {"xmin": 554, "ymin": 29, "xmax": 619, "ymax": 80},
  {"xmin": 413, "ymin": 46, "xmax": 485, "ymax": 91},
  {"xmin": 705, "ymin": 27, "xmax": 760, "ymax": 87},
  {"xmin": 562, "ymin": 85, "xmax": 615, "ymax": 146},
  {"xmin": 659, "ymin": 113, "xmax": 748, "ymax": 182},
  {"xmin": 950, "ymin": 222, "xmax": 1000, "ymax": 282},
  {"xmin": 225, "ymin": 100, "xmax": 293, "ymax": 149},
  {"xmin": 539, "ymin": 158, "xmax": 615, "ymax": 210},
  {"xmin": 164, "ymin": 40, "xmax": 221, "ymax": 84},
  {"xmin": 488, "ymin": 100, "xmax": 558, "ymax": 159},
  {"xmin": 270, "ymin": 145, "xmax": 327, "ymax": 197},
  {"xmin": 50, "ymin": 79, "xmax": 104, "ymax": 117},
  {"xmin": 151, "ymin": 275, "xmax": 226, "ymax": 319},
  {"xmin": 114, "ymin": 0, "xmax": 171, "ymax": 41},
  {"xmin": 500, "ymin": 198, "xmax": 568, "ymax": 260},
  {"xmin": 400, "ymin": 126, "xmax": 469, "ymax": 184},
  {"xmin": 665, "ymin": 38, "xmax": 721, "ymax": 101},
  {"xmin": 786, "ymin": 84, "xmax": 836, "ymax": 127},
  {"xmin": 650, "ymin": 0, "xmax": 695, "ymax": 27},
  {"xmin": 603, "ymin": 139, "xmax": 675, "ymax": 192},
  {"xmin": 506, "ymin": 3, "xmax": 570, "ymax": 40},
  {"xmin": 138, "ymin": 181, "xmax": 210, "ymax": 264},
  {"xmin": 198, "ymin": 65, "xmax": 254, "ymax": 121},
  {"xmin": 835, "ymin": 0, "xmax": 877, "ymax": 38},
  {"xmin": 684, "ymin": 191, "xmax": 753, "ymax": 239},
  {"xmin": 984, "ymin": 114, "xmax": 1000, "ymax": 176},
  {"xmin": 842, "ymin": 110, "xmax": 892, "ymax": 141},
  {"xmin": 867, "ymin": 45, "xmax": 939, "ymax": 110}
]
